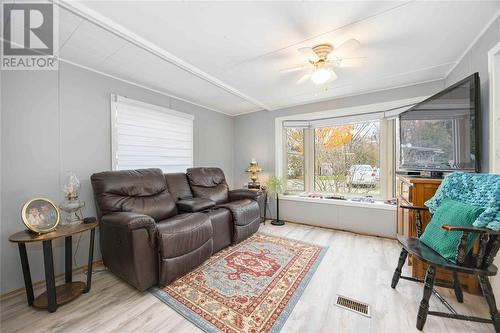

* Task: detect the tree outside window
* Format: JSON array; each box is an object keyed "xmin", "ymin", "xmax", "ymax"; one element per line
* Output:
[
  {"xmin": 284, "ymin": 128, "xmax": 305, "ymax": 192},
  {"xmin": 314, "ymin": 121, "xmax": 380, "ymax": 197}
]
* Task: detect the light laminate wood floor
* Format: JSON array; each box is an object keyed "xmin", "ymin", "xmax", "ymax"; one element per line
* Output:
[{"xmin": 0, "ymin": 222, "xmax": 494, "ymax": 333}]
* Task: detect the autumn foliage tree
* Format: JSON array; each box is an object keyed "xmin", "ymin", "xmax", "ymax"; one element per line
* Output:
[
  {"xmin": 314, "ymin": 125, "xmax": 354, "ymax": 192},
  {"xmin": 285, "ymin": 122, "xmax": 380, "ymax": 194},
  {"xmin": 285, "ymin": 128, "xmax": 304, "ymax": 187},
  {"xmin": 315, "ymin": 122, "xmax": 379, "ymax": 193}
]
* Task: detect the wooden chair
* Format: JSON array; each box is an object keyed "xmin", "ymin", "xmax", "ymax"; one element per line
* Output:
[{"xmin": 391, "ymin": 205, "xmax": 500, "ymax": 332}]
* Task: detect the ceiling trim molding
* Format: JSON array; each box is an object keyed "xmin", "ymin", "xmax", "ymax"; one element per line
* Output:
[
  {"xmin": 58, "ymin": 58, "xmax": 234, "ymax": 116},
  {"xmin": 53, "ymin": 0, "xmax": 270, "ymax": 111},
  {"xmin": 445, "ymin": 9, "xmax": 500, "ymax": 79}
]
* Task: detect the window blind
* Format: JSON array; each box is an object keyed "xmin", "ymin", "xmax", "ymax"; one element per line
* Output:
[
  {"xmin": 282, "ymin": 112, "xmax": 384, "ymax": 128},
  {"xmin": 282, "ymin": 103, "xmax": 418, "ymax": 128},
  {"xmin": 111, "ymin": 94, "xmax": 194, "ymax": 173},
  {"xmin": 309, "ymin": 112, "xmax": 384, "ymax": 127}
]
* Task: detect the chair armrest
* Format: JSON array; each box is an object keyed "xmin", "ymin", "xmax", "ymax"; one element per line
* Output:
[
  {"xmin": 101, "ymin": 211, "xmax": 157, "ymax": 247},
  {"xmin": 228, "ymin": 189, "xmax": 263, "ymax": 202},
  {"xmin": 441, "ymin": 225, "xmax": 500, "ymax": 265},
  {"xmin": 399, "ymin": 205, "xmax": 429, "ymax": 212},
  {"xmin": 99, "ymin": 212, "xmax": 157, "ymax": 290},
  {"xmin": 176, "ymin": 198, "xmax": 216, "ymax": 212},
  {"xmin": 399, "ymin": 205, "xmax": 429, "ymax": 238},
  {"xmin": 442, "ymin": 225, "xmax": 500, "ymax": 235},
  {"xmin": 101, "ymin": 212, "xmax": 156, "ymax": 232}
]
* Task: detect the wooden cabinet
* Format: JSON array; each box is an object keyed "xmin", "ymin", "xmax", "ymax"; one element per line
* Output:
[{"xmin": 396, "ymin": 176, "xmax": 480, "ymax": 295}]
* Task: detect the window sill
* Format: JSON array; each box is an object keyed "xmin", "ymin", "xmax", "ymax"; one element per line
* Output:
[{"xmin": 279, "ymin": 194, "xmax": 396, "ymax": 211}]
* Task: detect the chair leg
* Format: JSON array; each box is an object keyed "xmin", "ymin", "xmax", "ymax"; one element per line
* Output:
[
  {"xmin": 452, "ymin": 272, "xmax": 463, "ymax": 303},
  {"xmin": 416, "ymin": 265, "xmax": 436, "ymax": 331},
  {"xmin": 478, "ymin": 275, "xmax": 500, "ymax": 333},
  {"xmin": 391, "ymin": 248, "xmax": 408, "ymax": 289}
]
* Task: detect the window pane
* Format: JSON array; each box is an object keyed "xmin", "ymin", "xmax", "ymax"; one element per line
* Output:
[
  {"xmin": 284, "ymin": 128, "xmax": 305, "ymax": 192},
  {"xmin": 314, "ymin": 121, "xmax": 380, "ymax": 197}
]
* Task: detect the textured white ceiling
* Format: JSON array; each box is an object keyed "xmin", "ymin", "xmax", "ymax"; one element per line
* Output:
[{"xmin": 57, "ymin": 1, "xmax": 500, "ymax": 115}]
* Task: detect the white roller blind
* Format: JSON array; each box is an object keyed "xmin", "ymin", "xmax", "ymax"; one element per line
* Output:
[
  {"xmin": 281, "ymin": 102, "xmax": 420, "ymax": 128},
  {"xmin": 282, "ymin": 112, "xmax": 385, "ymax": 129},
  {"xmin": 384, "ymin": 104, "xmax": 416, "ymax": 119},
  {"xmin": 111, "ymin": 94, "xmax": 194, "ymax": 173},
  {"xmin": 309, "ymin": 112, "xmax": 384, "ymax": 127},
  {"xmin": 282, "ymin": 120, "xmax": 310, "ymax": 128}
]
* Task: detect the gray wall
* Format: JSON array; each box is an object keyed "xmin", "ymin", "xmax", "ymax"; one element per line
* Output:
[
  {"xmin": 445, "ymin": 16, "xmax": 500, "ymax": 173},
  {"xmin": 233, "ymin": 80, "xmax": 445, "ymax": 190},
  {"xmin": 0, "ymin": 62, "xmax": 235, "ymax": 294},
  {"xmin": 445, "ymin": 14, "xmax": 500, "ymax": 299}
]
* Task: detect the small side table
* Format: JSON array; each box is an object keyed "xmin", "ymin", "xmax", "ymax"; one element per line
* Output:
[{"xmin": 9, "ymin": 222, "xmax": 98, "ymax": 313}]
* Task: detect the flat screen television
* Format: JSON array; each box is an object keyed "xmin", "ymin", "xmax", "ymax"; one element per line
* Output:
[{"xmin": 397, "ymin": 73, "xmax": 480, "ymax": 176}]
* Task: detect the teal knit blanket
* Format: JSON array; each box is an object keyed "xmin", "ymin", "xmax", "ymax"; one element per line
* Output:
[{"xmin": 425, "ymin": 172, "xmax": 500, "ymax": 231}]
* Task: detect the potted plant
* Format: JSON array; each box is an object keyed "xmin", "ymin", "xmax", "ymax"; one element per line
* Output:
[{"xmin": 266, "ymin": 176, "xmax": 284, "ymax": 226}]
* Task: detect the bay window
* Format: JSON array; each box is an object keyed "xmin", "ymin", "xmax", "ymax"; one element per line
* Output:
[{"xmin": 282, "ymin": 116, "xmax": 395, "ymax": 199}]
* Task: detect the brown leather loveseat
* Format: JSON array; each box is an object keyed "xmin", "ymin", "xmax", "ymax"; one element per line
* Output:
[{"xmin": 90, "ymin": 167, "xmax": 264, "ymax": 291}]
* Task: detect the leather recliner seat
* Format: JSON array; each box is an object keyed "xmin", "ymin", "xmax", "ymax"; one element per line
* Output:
[
  {"xmin": 186, "ymin": 167, "xmax": 261, "ymax": 243},
  {"xmin": 91, "ymin": 167, "xmax": 264, "ymax": 290}
]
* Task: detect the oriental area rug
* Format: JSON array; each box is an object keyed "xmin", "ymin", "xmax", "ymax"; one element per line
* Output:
[{"xmin": 150, "ymin": 233, "xmax": 327, "ymax": 333}]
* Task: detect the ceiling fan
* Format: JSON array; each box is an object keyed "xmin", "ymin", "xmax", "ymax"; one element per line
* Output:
[{"xmin": 281, "ymin": 39, "xmax": 364, "ymax": 85}]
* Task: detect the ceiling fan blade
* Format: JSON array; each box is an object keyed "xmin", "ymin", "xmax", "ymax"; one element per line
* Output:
[
  {"xmin": 296, "ymin": 72, "xmax": 311, "ymax": 84},
  {"xmin": 336, "ymin": 57, "xmax": 367, "ymax": 68},
  {"xmin": 329, "ymin": 69, "xmax": 338, "ymax": 82},
  {"xmin": 280, "ymin": 65, "xmax": 307, "ymax": 73},
  {"xmin": 331, "ymin": 38, "xmax": 361, "ymax": 58},
  {"xmin": 298, "ymin": 47, "xmax": 319, "ymax": 61}
]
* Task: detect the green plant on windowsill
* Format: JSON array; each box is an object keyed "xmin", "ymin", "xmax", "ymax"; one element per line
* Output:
[{"xmin": 266, "ymin": 176, "xmax": 284, "ymax": 226}]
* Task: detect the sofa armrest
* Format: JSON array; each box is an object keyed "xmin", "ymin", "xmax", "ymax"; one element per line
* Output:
[
  {"xmin": 228, "ymin": 189, "xmax": 263, "ymax": 202},
  {"xmin": 229, "ymin": 189, "xmax": 266, "ymax": 222},
  {"xmin": 99, "ymin": 212, "xmax": 158, "ymax": 291},
  {"xmin": 101, "ymin": 211, "xmax": 156, "ymax": 232},
  {"xmin": 177, "ymin": 198, "xmax": 216, "ymax": 212},
  {"xmin": 100, "ymin": 211, "xmax": 157, "ymax": 245}
]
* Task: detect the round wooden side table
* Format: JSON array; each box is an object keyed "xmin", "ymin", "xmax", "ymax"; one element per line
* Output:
[{"xmin": 9, "ymin": 222, "xmax": 98, "ymax": 313}]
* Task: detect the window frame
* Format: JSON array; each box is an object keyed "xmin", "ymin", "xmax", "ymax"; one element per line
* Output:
[
  {"xmin": 275, "ymin": 97, "xmax": 429, "ymax": 200},
  {"xmin": 110, "ymin": 94, "xmax": 194, "ymax": 172},
  {"xmin": 312, "ymin": 120, "xmax": 383, "ymax": 197},
  {"xmin": 282, "ymin": 127, "xmax": 307, "ymax": 193},
  {"xmin": 288, "ymin": 120, "xmax": 388, "ymax": 199}
]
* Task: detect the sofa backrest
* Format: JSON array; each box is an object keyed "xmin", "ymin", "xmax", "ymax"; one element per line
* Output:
[
  {"xmin": 90, "ymin": 168, "xmax": 178, "ymax": 221},
  {"xmin": 186, "ymin": 167, "xmax": 229, "ymax": 204},
  {"xmin": 164, "ymin": 172, "xmax": 193, "ymax": 201}
]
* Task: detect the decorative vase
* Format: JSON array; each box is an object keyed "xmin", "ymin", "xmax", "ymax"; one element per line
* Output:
[
  {"xmin": 60, "ymin": 171, "xmax": 85, "ymax": 224},
  {"xmin": 60, "ymin": 199, "xmax": 85, "ymax": 224}
]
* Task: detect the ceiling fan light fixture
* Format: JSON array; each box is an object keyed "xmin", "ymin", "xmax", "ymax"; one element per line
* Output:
[{"xmin": 311, "ymin": 68, "xmax": 331, "ymax": 84}]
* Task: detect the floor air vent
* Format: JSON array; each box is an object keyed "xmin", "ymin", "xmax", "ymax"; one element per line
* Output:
[{"xmin": 335, "ymin": 295, "xmax": 371, "ymax": 317}]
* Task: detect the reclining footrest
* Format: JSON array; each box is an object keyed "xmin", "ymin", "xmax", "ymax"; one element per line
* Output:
[{"xmin": 156, "ymin": 212, "xmax": 213, "ymax": 286}]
